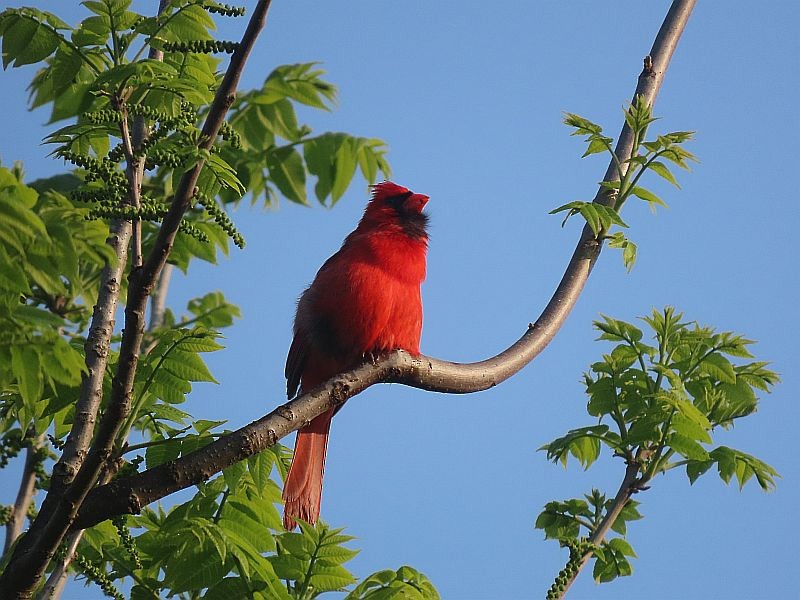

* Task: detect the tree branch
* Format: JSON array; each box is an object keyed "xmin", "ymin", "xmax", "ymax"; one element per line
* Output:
[
  {"xmin": 0, "ymin": 2, "xmax": 274, "ymax": 597},
  {"xmin": 3, "ymin": 433, "xmax": 43, "ymax": 554},
  {"xmin": 147, "ymin": 263, "xmax": 173, "ymax": 330},
  {"xmin": 25, "ymin": 220, "xmax": 131, "ymax": 538},
  {"xmin": 555, "ymin": 461, "xmax": 641, "ymax": 599},
  {"xmin": 35, "ymin": 529, "xmax": 82, "ymax": 600},
  {"xmin": 73, "ymin": 0, "xmax": 697, "ymax": 532},
  {"xmin": 36, "ymin": 6, "xmax": 172, "ymax": 596}
]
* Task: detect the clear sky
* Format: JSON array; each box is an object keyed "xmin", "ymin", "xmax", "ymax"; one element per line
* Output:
[{"xmin": 1, "ymin": 1, "xmax": 799, "ymax": 598}]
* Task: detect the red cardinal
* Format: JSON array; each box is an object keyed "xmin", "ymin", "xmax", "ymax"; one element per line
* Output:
[{"xmin": 282, "ymin": 181, "xmax": 429, "ymax": 530}]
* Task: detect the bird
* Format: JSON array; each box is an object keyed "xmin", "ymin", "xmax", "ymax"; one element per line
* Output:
[{"xmin": 282, "ymin": 181, "xmax": 429, "ymax": 530}]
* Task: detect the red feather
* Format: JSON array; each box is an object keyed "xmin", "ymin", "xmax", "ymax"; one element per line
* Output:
[{"xmin": 282, "ymin": 181, "xmax": 429, "ymax": 529}]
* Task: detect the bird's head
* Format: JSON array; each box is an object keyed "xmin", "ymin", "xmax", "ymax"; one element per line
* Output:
[{"xmin": 362, "ymin": 181, "xmax": 429, "ymax": 240}]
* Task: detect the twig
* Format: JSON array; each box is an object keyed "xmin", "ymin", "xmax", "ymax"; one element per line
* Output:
[
  {"xmin": 73, "ymin": 0, "xmax": 697, "ymax": 532},
  {"xmin": 0, "ymin": 2, "xmax": 274, "ymax": 597},
  {"xmin": 116, "ymin": 100, "xmax": 144, "ymax": 268},
  {"xmin": 555, "ymin": 461, "xmax": 642, "ymax": 599}
]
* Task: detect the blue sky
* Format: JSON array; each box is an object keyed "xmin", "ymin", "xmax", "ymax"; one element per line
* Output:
[{"xmin": 2, "ymin": 1, "xmax": 799, "ymax": 598}]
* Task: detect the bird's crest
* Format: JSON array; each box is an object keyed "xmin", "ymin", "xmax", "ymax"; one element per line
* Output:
[{"xmin": 370, "ymin": 181, "xmax": 411, "ymax": 201}]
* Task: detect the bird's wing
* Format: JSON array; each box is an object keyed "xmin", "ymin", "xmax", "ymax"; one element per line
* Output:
[{"xmin": 285, "ymin": 331, "xmax": 307, "ymax": 400}]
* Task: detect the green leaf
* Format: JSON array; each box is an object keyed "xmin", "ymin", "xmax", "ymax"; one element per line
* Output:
[
  {"xmin": 308, "ymin": 564, "xmax": 356, "ymax": 592},
  {"xmin": 203, "ymin": 578, "xmax": 254, "ymax": 600},
  {"xmin": 608, "ymin": 537, "xmax": 636, "ymax": 558},
  {"xmin": 164, "ymin": 350, "xmax": 218, "ymax": 383},
  {"xmin": 165, "ymin": 543, "xmax": 228, "ymax": 593},
  {"xmin": 648, "ymin": 160, "xmax": 680, "ymax": 188},
  {"xmin": 10, "ymin": 345, "xmax": 43, "ymax": 410},
  {"xmin": 625, "ymin": 414, "xmax": 663, "ymax": 446},
  {"xmin": 594, "ymin": 315, "xmax": 643, "ymax": 343},
  {"xmin": 535, "ymin": 499, "xmax": 590, "ymax": 540},
  {"xmin": 670, "ymin": 413, "xmax": 712, "ymax": 444},
  {"xmin": 220, "ymin": 499, "xmax": 278, "ymax": 552},
  {"xmin": 609, "ymin": 499, "xmax": 643, "ymax": 536},
  {"xmin": 579, "ymin": 203, "xmax": 601, "ymax": 235},
  {"xmin": 685, "ymin": 458, "xmax": 714, "ymax": 484},
  {"xmin": 709, "ymin": 446, "xmax": 779, "ymax": 491},
  {"xmin": 563, "ymin": 112, "xmax": 603, "ymax": 135},
  {"xmin": 150, "ymin": 403, "xmax": 191, "ymax": 424},
  {"xmin": 145, "ymin": 436, "xmax": 182, "ymax": 469},
  {"xmin": 183, "ymin": 293, "xmax": 241, "ymax": 330},
  {"xmin": 206, "ymin": 153, "xmax": 245, "ymax": 196},
  {"xmin": 666, "ymin": 433, "xmax": 709, "ymax": 461},
  {"xmin": 540, "ymin": 425, "xmax": 611, "ymax": 469},
  {"xmin": 346, "ymin": 566, "xmax": 440, "ymax": 600},
  {"xmin": 260, "ymin": 63, "xmax": 336, "ymax": 110},
  {"xmin": 630, "ymin": 185, "xmax": 667, "ymax": 210},
  {"xmin": 266, "ymin": 146, "xmax": 307, "ymax": 204},
  {"xmin": 582, "ymin": 137, "xmax": 608, "ymax": 157},
  {"xmin": 1, "ymin": 11, "xmax": 63, "ymax": 68},
  {"xmin": 279, "ymin": 531, "xmax": 312, "ymax": 558},
  {"xmin": 194, "ymin": 419, "xmax": 226, "ymax": 434},
  {"xmin": 698, "ymin": 353, "xmax": 737, "ymax": 384},
  {"xmin": 593, "ymin": 537, "xmax": 634, "ymax": 583},
  {"xmin": 247, "ymin": 451, "xmax": 274, "ymax": 491},
  {"xmin": 0, "ymin": 245, "xmax": 31, "ymax": 292},
  {"xmin": 594, "ymin": 204, "xmax": 628, "ymax": 229},
  {"xmin": 606, "ymin": 231, "xmax": 637, "ymax": 272},
  {"xmin": 585, "ymin": 376, "xmax": 616, "ymax": 417},
  {"xmin": 331, "ymin": 137, "xmax": 358, "ymax": 203},
  {"xmin": 222, "ymin": 461, "xmax": 246, "ymax": 491}
]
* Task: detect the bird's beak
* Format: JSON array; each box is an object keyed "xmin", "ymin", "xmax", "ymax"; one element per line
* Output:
[{"xmin": 409, "ymin": 193, "xmax": 429, "ymax": 213}]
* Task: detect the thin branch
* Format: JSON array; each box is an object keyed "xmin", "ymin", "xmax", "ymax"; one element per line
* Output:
[
  {"xmin": 35, "ymin": 528, "xmax": 82, "ymax": 600},
  {"xmin": 147, "ymin": 263, "xmax": 173, "ymax": 330},
  {"xmin": 73, "ymin": 0, "xmax": 697, "ymax": 532},
  {"xmin": 0, "ymin": 2, "xmax": 274, "ymax": 597},
  {"xmin": 27, "ymin": 219, "xmax": 132, "ymax": 533},
  {"xmin": 117, "ymin": 101, "xmax": 144, "ymax": 268},
  {"xmin": 556, "ymin": 461, "xmax": 642, "ymax": 599},
  {"xmin": 3, "ymin": 433, "xmax": 43, "ymax": 553}
]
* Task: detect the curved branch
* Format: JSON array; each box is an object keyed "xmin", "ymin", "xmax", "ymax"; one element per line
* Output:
[{"xmin": 73, "ymin": 0, "xmax": 697, "ymax": 532}]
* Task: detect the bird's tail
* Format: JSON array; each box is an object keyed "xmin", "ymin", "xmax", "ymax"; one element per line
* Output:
[{"xmin": 282, "ymin": 408, "xmax": 334, "ymax": 530}]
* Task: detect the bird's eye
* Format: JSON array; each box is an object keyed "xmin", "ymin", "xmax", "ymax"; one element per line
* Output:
[{"xmin": 385, "ymin": 192, "xmax": 413, "ymax": 211}]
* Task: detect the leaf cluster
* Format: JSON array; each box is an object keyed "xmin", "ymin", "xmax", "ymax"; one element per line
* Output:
[
  {"xmin": 1, "ymin": 1, "xmax": 392, "ymax": 263},
  {"xmin": 536, "ymin": 307, "xmax": 778, "ymax": 585},
  {"xmin": 0, "ymin": 166, "xmax": 113, "ymax": 433},
  {"xmin": 73, "ymin": 449, "xmax": 438, "ymax": 599},
  {"xmin": 551, "ymin": 97, "xmax": 697, "ymax": 271},
  {"xmin": 536, "ymin": 490, "xmax": 641, "ymax": 584}
]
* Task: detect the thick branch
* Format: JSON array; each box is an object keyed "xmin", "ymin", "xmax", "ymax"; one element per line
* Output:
[
  {"xmin": 0, "ymin": 2, "xmax": 274, "ymax": 597},
  {"xmin": 74, "ymin": 0, "xmax": 696, "ymax": 531},
  {"xmin": 24, "ymin": 220, "xmax": 131, "ymax": 542}
]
